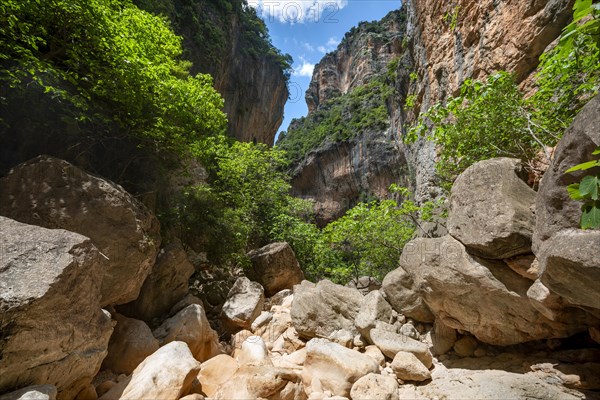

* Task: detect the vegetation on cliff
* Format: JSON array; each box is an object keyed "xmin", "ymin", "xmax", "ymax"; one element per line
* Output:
[
  {"xmin": 276, "ymin": 77, "xmax": 393, "ymax": 166},
  {"xmin": 407, "ymin": 0, "xmax": 600, "ymax": 189},
  {"xmin": 0, "ymin": 0, "xmax": 227, "ymax": 154},
  {"xmin": 133, "ymin": 0, "xmax": 293, "ymax": 80}
]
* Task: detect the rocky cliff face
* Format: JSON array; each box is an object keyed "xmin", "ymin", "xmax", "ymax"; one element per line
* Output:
[
  {"xmin": 279, "ymin": 9, "xmax": 409, "ymax": 225},
  {"xmin": 138, "ymin": 0, "xmax": 289, "ymax": 145},
  {"xmin": 402, "ymin": 0, "xmax": 574, "ymax": 200},
  {"xmin": 291, "ymin": 131, "xmax": 410, "ymax": 226},
  {"xmin": 286, "ymin": 0, "xmax": 576, "ymax": 220},
  {"xmin": 306, "ymin": 10, "xmax": 406, "ymax": 112}
]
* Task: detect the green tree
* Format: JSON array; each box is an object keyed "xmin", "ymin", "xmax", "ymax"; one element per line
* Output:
[
  {"xmin": 0, "ymin": 0, "xmax": 227, "ymax": 154},
  {"xmin": 315, "ymin": 195, "xmax": 417, "ymax": 283},
  {"xmin": 407, "ymin": 72, "xmax": 538, "ymax": 187}
]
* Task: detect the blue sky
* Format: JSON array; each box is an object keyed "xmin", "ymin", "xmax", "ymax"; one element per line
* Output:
[{"xmin": 248, "ymin": 0, "xmax": 401, "ymax": 142}]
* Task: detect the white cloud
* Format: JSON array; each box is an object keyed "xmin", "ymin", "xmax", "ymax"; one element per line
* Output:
[
  {"xmin": 317, "ymin": 37, "xmax": 340, "ymax": 53},
  {"xmin": 302, "ymin": 42, "xmax": 315, "ymax": 52},
  {"xmin": 326, "ymin": 36, "xmax": 340, "ymax": 47},
  {"xmin": 247, "ymin": 0, "xmax": 348, "ymax": 24},
  {"xmin": 293, "ymin": 57, "xmax": 315, "ymax": 77}
]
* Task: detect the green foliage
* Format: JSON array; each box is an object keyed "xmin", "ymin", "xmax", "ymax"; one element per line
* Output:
[
  {"xmin": 443, "ymin": 5, "xmax": 460, "ymax": 31},
  {"xmin": 0, "ymin": 0, "xmax": 227, "ymax": 154},
  {"xmin": 209, "ymin": 141, "xmax": 292, "ymax": 249},
  {"xmin": 277, "ymin": 78, "xmax": 393, "ymax": 166},
  {"xmin": 530, "ymin": 0, "xmax": 600, "ymax": 138},
  {"xmin": 270, "ymin": 197, "xmax": 322, "ymax": 275},
  {"xmin": 406, "ymin": 0, "xmax": 600, "ymax": 188},
  {"xmin": 404, "ymin": 94, "xmax": 417, "ymax": 110},
  {"xmin": 407, "ymin": 72, "xmax": 535, "ymax": 187},
  {"xmin": 135, "ymin": 0, "xmax": 293, "ymax": 81},
  {"xmin": 310, "ymin": 191, "xmax": 420, "ymax": 283},
  {"xmin": 567, "ymin": 147, "xmax": 600, "ymax": 229},
  {"xmin": 162, "ymin": 141, "xmax": 312, "ymax": 266},
  {"xmin": 386, "ymin": 56, "xmax": 400, "ymax": 82},
  {"xmin": 409, "ymin": 72, "xmax": 418, "ymax": 82}
]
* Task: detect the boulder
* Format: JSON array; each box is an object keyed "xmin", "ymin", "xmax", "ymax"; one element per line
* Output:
[
  {"xmin": 118, "ymin": 239, "xmax": 195, "ymax": 322},
  {"xmin": 327, "ymin": 329, "xmax": 355, "ymax": 348},
  {"xmin": 533, "ymin": 94, "xmax": 600, "ymax": 252},
  {"xmin": 277, "ymin": 381, "xmax": 307, "ymax": 400},
  {"xmin": 453, "ymin": 336, "xmax": 479, "ymax": 357},
  {"xmin": 527, "ymin": 279, "xmax": 566, "ymax": 321},
  {"xmin": 291, "ymin": 280, "xmax": 363, "ymax": 339},
  {"xmin": 381, "ymin": 267, "xmax": 433, "ymax": 323},
  {"xmin": 302, "ymin": 339, "xmax": 379, "ymax": 397},
  {"xmin": 0, "ymin": 156, "xmax": 160, "ymax": 306},
  {"xmin": 349, "ymin": 373, "xmax": 399, "ymax": 400},
  {"xmin": 391, "ymin": 351, "xmax": 431, "ymax": 382},
  {"xmin": 537, "ymin": 230, "xmax": 600, "ymax": 311},
  {"xmin": 0, "ymin": 217, "xmax": 113, "ymax": 399},
  {"xmin": 168, "ymin": 294, "xmax": 204, "ymax": 317},
  {"xmin": 268, "ymin": 289, "xmax": 294, "ymax": 307},
  {"xmin": 251, "ymin": 311, "xmax": 274, "ymax": 332},
  {"xmin": 369, "ymin": 329, "xmax": 432, "ymax": 368},
  {"xmin": 259, "ymin": 305, "xmax": 293, "ymax": 347},
  {"xmin": 73, "ymin": 384, "xmax": 96, "ymax": 400},
  {"xmin": 99, "ymin": 341, "xmax": 200, "ymax": 400},
  {"xmin": 399, "ymin": 321, "xmax": 420, "ymax": 340},
  {"xmin": 400, "ymin": 236, "xmax": 585, "ymax": 345},
  {"xmin": 396, "ymin": 369, "xmax": 582, "ymax": 400},
  {"xmin": 363, "ymin": 345, "xmax": 386, "ymax": 367},
  {"xmin": 448, "ymin": 158, "xmax": 536, "ymax": 259},
  {"xmin": 0, "ymin": 385, "xmax": 57, "ymax": 400},
  {"xmin": 153, "ymin": 304, "xmax": 221, "ymax": 362},
  {"xmin": 354, "ymin": 290, "xmax": 393, "ymax": 342},
  {"xmin": 221, "ymin": 277, "xmax": 265, "ymax": 331},
  {"xmin": 196, "ymin": 354, "xmax": 239, "ymax": 398},
  {"xmin": 212, "ymin": 365, "xmax": 300, "ymax": 400},
  {"xmin": 503, "ymin": 254, "xmax": 538, "ymax": 281},
  {"xmin": 237, "ymin": 336, "xmax": 272, "ymax": 366},
  {"xmin": 430, "ymin": 318, "xmax": 457, "ymax": 356},
  {"xmin": 101, "ymin": 314, "xmax": 159, "ymax": 374},
  {"xmin": 346, "ymin": 276, "xmax": 382, "ymax": 295},
  {"xmin": 247, "ymin": 242, "xmax": 305, "ymax": 297}
]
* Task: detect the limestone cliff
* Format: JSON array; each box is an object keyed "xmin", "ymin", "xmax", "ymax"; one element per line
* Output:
[
  {"xmin": 306, "ymin": 10, "xmax": 406, "ymax": 112},
  {"xmin": 282, "ymin": 0, "xmax": 576, "ymax": 223},
  {"xmin": 401, "ymin": 0, "xmax": 575, "ymax": 200},
  {"xmin": 135, "ymin": 0, "xmax": 290, "ymax": 145},
  {"xmin": 278, "ymin": 9, "xmax": 409, "ymax": 225}
]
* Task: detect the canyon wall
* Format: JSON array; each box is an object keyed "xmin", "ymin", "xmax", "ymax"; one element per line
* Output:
[
  {"xmin": 280, "ymin": 9, "xmax": 410, "ymax": 225},
  {"xmin": 135, "ymin": 0, "xmax": 289, "ymax": 145},
  {"xmin": 403, "ymin": 0, "xmax": 575, "ymax": 200},
  {"xmin": 284, "ymin": 0, "xmax": 576, "ymax": 222}
]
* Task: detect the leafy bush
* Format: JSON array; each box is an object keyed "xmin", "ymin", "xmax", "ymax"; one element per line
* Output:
[
  {"xmin": 567, "ymin": 147, "xmax": 600, "ymax": 229},
  {"xmin": 406, "ymin": 0, "xmax": 600, "ymax": 188},
  {"xmin": 407, "ymin": 72, "xmax": 535, "ymax": 186},
  {"xmin": 313, "ymin": 199, "xmax": 416, "ymax": 283},
  {"xmin": 530, "ymin": 0, "xmax": 600, "ymax": 138}
]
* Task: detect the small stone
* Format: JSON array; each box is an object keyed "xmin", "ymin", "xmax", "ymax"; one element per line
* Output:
[
  {"xmin": 399, "ymin": 323, "xmax": 420, "ymax": 340},
  {"xmin": 474, "ymin": 348, "xmax": 487, "ymax": 357},
  {"xmin": 590, "ymin": 327, "xmax": 600, "ymax": 345},
  {"xmin": 391, "ymin": 351, "xmax": 431, "ymax": 382},
  {"xmin": 453, "ymin": 336, "xmax": 478, "ymax": 357}
]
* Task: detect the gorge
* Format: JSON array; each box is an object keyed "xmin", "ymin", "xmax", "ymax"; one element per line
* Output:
[{"xmin": 0, "ymin": 0, "xmax": 599, "ymax": 399}]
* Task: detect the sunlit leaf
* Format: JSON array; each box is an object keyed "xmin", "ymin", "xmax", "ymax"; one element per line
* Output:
[{"xmin": 581, "ymin": 201, "xmax": 600, "ymax": 229}]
